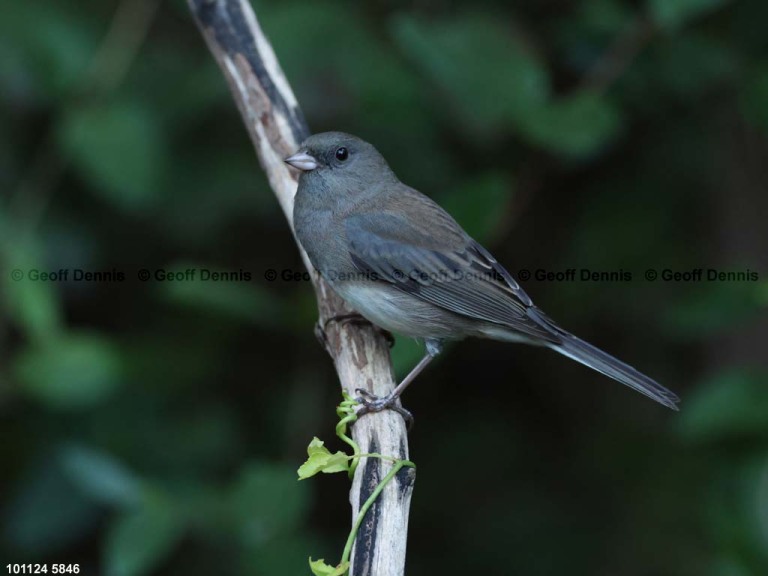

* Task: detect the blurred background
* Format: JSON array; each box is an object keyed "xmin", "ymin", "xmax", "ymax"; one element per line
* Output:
[{"xmin": 1, "ymin": 0, "xmax": 767, "ymax": 574}]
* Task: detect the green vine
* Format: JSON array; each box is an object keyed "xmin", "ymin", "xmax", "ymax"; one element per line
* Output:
[{"xmin": 298, "ymin": 392, "xmax": 416, "ymax": 576}]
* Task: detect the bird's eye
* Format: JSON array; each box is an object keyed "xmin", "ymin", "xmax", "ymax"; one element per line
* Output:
[{"xmin": 335, "ymin": 147, "xmax": 349, "ymax": 162}]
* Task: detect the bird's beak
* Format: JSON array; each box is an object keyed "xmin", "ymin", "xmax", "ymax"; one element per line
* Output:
[{"xmin": 284, "ymin": 150, "xmax": 318, "ymax": 171}]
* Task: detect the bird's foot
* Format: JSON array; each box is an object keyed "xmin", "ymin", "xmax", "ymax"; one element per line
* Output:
[{"xmin": 354, "ymin": 388, "xmax": 413, "ymax": 429}]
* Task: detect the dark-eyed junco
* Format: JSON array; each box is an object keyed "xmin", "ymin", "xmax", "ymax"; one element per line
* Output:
[{"xmin": 286, "ymin": 132, "xmax": 679, "ymax": 415}]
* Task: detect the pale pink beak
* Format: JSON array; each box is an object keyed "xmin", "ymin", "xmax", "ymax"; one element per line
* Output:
[{"xmin": 284, "ymin": 151, "xmax": 318, "ymax": 171}]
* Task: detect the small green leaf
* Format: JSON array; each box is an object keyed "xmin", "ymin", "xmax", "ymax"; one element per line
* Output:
[
  {"xmin": 298, "ymin": 438, "xmax": 349, "ymax": 480},
  {"xmin": 104, "ymin": 490, "xmax": 184, "ymax": 576},
  {"xmin": 323, "ymin": 452, "xmax": 350, "ymax": 474},
  {"xmin": 14, "ymin": 332, "xmax": 122, "ymax": 409},
  {"xmin": 309, "ymin": 557, "xmax": 349, "ymax": 576}
]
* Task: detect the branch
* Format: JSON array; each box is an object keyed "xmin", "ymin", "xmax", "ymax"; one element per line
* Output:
[{"xmin": 186, "ymin": 1, "xmax": 415, "ymax": 574}]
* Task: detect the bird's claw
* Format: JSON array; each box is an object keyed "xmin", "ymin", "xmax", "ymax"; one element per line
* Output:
[{"xmin": 354, "ymin": 388, "xmax": 414, "ymax": 429}]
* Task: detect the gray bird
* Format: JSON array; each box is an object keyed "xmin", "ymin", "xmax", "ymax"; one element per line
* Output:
[{"xmin": 286, "ymin": 132, "xmax": 679, "ymax": 416}]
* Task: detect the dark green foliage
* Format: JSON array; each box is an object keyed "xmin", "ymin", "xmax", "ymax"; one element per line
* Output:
[{"xmin": 1, "ymin": 0, "xmax": 766, "ymax": 574}]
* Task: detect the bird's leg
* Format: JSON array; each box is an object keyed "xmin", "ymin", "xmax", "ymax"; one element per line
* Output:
[
  {"xmin": 315, "ymin": 313, "xmax": 395, "ymax": 349},
  {"xmin": 355, "ymin": 339, "xmax": 443, "ymax": 427}
]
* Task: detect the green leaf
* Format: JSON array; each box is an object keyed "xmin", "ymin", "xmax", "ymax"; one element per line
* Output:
[
  {"xmin": 649, "ymin": 0, "xmax": 731, "ymax": 30},
  {"xmin": 60, "ymin": 444, "xmax": 144, "ymax": 509},
  {"xmin": 519, "ymin": 90, "xmax": 622, "ymax": 157},
  {"xmin": 309, "ymin": 557, "xmax": 349, "ymax": 576},
  {"xmin": 392, "ymin": 13, "xmax": 548, "ymax": 139},
  {"xmin": 104, "ymin": 491, "xmax": 184, "ymax": 576},
  {"xmin": 14, "ymin": 332, "xmax": 122, "ymax": 409},
  {"xmin": 232, "ymin": 462, "xmax": 311, "ymax": 546},
  {"xmin": 298, "ymin": 437, "xmax": 350, "ymax": 480},
  {"xmin": 58, "ymin": 101, "xmax": 166, "ymax": 212},
  {"xmin": 680, "ymin": 369, "xmax": 768, "ymax": 443}
]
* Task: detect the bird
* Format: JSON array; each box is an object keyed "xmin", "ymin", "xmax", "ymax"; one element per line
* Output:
[{"xmin": 285, "ymin": 132, "xmax": 679, "ymax": 417}]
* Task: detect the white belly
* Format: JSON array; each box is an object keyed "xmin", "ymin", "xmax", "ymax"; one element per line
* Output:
[{"xmin": 331, "ymin": 281, "xmax": 459, "ymax": 339}]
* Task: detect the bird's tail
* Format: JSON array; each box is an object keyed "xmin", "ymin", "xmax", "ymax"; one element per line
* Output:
[
  {"xmin": 521, "ymin": 307, "xmax": 680, "ymax": 410},
  {"xmin": 551, "ymin": 333, "xmax": 679, "ymax": 410}
]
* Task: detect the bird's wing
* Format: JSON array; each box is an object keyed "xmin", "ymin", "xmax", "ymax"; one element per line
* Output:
[
  {"xmin": 345, "ymin": 204, "xmax": 680, "ymax": 411},
  {"xmin": 344, "ymin": 209, "xmax": 560, "ymax": 344}
]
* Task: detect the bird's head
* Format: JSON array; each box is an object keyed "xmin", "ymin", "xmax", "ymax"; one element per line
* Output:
[{"xmin": 284, "ymin": 132, "xmax": 395, "ymax": 188}]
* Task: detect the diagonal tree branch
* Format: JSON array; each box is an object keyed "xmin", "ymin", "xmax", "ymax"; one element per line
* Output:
[{"xmin": 187, "ymin": 1, "xmax": 415, "ymax": 575}]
